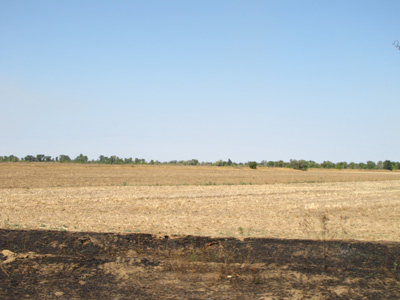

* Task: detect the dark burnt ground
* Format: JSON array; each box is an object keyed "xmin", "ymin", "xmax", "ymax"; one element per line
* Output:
[{"xmin": 1, "ymin": 229, "xmax": 399, "ymax": 299}]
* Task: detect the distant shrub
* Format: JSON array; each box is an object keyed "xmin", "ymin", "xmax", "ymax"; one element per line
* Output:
[
  {"xmin": 335, "ymin": 162, "xmax": 347, "ymax": 170},
  {"xmin": 383, "ymin": 160, "xmax": 393, "ymax": 171},
  {"xmin": 248, "ymin": 161, "xmax": 257, "ymax": 169},
  {"xmin": 289, "ymin": 159, "xmax": 308, "ymax": 171},
  {"xmin": 216, "ymin": 160, "xmax": 226, "ymax": 167},
  {"xmin": 321, "ymin": 161, "xmax": 335, "ymax": 169}
]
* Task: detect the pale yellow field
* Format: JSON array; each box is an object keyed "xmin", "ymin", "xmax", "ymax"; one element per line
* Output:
[
  {"xmin": 1, "ymin": 163, "xmax": 400, "ymax": 188},
  {"xmin": 1, "ymin": 163, "xmax": 400, "ymax": 242}
]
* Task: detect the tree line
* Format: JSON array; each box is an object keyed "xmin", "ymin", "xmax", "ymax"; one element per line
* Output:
[{"xmin": 0, "ymin": 154, "xmax": 398, "ymax": 171}]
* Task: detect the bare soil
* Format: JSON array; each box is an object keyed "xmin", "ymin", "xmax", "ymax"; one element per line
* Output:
[
  {"xmin": 1, "ymin": 229, "xmax": 400, "ymax": 299},
  {"xmin": 1, "ymin": 163, "xmax": 400, "ymax": 299}
]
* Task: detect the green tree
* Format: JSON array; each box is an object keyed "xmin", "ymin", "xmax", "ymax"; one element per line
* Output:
[
  {"xmin": 187, "ymin": 159, "xmax": 199, "ymax": 165},
  {"xmin": 135, "ymin": 158, "xmax": 146, "ymax": 164},
  {"xmin": 24, "ymin": 155, "xmax": 36, "ymax": 162},
  {"xmin": 36, "ymin": 154, "xmax": 45, "ymax": 162},
  {"xmin": 358, "ymin": 162, "xmax": 367, "ymax": 169},
  {"xmin": 59, "ymin": 155, "xmax": 71, "ymax": 163},
  {"xmin": 366, "ymin": 161, "xmax": 376, "ymax": 169},
  {"xmin": 308, "ymin": 160, "xmax": 320, "ymax": 168},
  {"xmin": 248, "ymin": 161, "xmax": 257, "ymax": 169},
  {"xmin": 275, "ymin": 160, "xmax": 285, "ymax": 168},
  {"xmin": 383, "ymin": 160, "xmax": 393, "ymax": 171},
  {"xmin": 5, "ymin": 155, "xmax": 20, "ymax": 162},
  {"xmin": 321, "ymin": 161, "xmax": 335, "ymax": 169},
  {"xmin": 289, "ymin": 159, "xmax": 308, "ymax": 171},
  {"xmin": 335, "ymin": 162, "xmax": 347, "ymax": 169},
  {"xmin": 124, "ymin": 157, "xmax": 133, "ymax": 164},
  {"xmin": 109, "ymin": 155, "xmax": 124, "ymax": 164},
  {"xmin": 74, "ymin": 154, "xmax": 88, "ymax": 163},
  {"xmin": 216, "ymin": 160, "xmax": 226, "ymax": 166}
]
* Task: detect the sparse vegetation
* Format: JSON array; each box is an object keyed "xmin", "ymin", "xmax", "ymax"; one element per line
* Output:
[{"xmin": 1, "ymin": 154, "xmax": 399, "ymax": 171}]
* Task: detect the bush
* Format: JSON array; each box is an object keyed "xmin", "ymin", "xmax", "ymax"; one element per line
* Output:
[
  {"xmin": 289, "ymin": 159, "xmax": 308, "ymax": 171},
  {"xmin": 383, "ymin": 160, "xmax": 393, "ymax": 171},
  {"xmin": 321, "ymin": 161, "xmax": 335, "ymax": 169},
  {"xmin": 335, "ymin": 162, "xmax": 347, "ymax": 170},
  {"xmin": 248, "ymin": 161, "xmax": 257, "ymax": 169}
]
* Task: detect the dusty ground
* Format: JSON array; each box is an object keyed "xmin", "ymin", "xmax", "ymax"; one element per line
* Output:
[
  {"xmin": 1, "ymin": 163, "xmax": 400, "ymax": 299},
  {"xmin": 1, "ymin": 229, "xmax": 400, "ymax": 299}
]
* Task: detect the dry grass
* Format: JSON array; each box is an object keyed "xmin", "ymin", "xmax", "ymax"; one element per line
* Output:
[{"xmin": 1, "ymin": 163, "xmax": 400, "ymax": 242}]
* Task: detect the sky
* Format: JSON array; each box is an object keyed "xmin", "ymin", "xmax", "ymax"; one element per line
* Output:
[{"xmin": 1, "ymin": 0, "xmax": 399, "ymax": 163}]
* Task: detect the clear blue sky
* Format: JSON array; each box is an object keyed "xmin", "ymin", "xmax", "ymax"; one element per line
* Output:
[{"xmin": 1, "ymin": 0, "xmax": 399, "ymax": 163}]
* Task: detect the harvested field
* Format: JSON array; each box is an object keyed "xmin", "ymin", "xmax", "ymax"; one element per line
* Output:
[
  {"xmin": 1, "ymin": 163, "xmax": 400, "ymax": 241},
  {"xmin": 1, "ymin": 162, "xmax": 400, "ymax": 188},
  {"xmin": 1, "ymin": 181, "xmax": 400, "ymax": 242},
  {"xmin": 1, "ymin": 163, "xmax": 400, "ymax": 299}
]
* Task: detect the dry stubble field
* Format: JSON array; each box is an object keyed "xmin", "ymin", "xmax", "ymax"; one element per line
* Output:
[
  {"xmin": 1, "ymin": 163, "xmax": 400, "ymax": 241},
  {"xmin": 1, "ymin": 163, "xmax": 400, "ymax": 299}
]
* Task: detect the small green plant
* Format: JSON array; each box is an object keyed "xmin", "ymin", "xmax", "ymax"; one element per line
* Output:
[
  {"xmin": 253, "ymin": 275, "xmax": 262, "ymax": 284},
  {"xmin": 288, "ymin": 180, "xmax": 319, "ymax": 184},
  {"xmin": 189, "ymin": 253, "xmax": 199, "ymax": 262},
  {"xmin": 122, "ymin": 182, "xmax": 128, "ymax": 186},
  {"xmin": 3, "ymin": 219, "xmax": 10, "ymax": 228},
  {"xmin": 365, "ymin": 272, "xmax": 377, "ymax": 279},
  {"xmin": 238, "ymin": 227, "xmax": 244, "ymax": 236},
  {"xmin": 203, "ymin": 181, "xmax": 217, "ymax": 186},
  {"xmin": 240, "ymin": 182, "xmax": 253, "ymax": 185}
]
